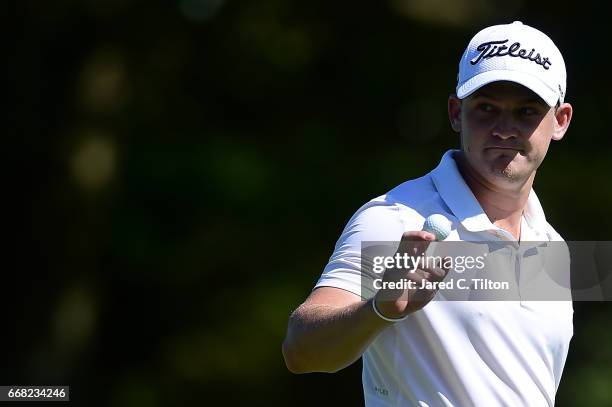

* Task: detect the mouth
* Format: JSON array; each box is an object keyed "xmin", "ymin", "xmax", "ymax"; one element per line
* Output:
[{"xmin": 485, "ymin": 146, "xmax": 523, "ymax": 152}]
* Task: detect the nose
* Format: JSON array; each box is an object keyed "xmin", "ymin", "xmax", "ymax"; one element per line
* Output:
[{"xmin": 491, "ymin": 111, "xmax": 519, "ymax": 140}]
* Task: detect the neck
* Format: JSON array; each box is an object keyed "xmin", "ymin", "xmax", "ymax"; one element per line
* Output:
[{"xmin": 455, "ymin": 152, "xmax": 534, "ymax": 240}]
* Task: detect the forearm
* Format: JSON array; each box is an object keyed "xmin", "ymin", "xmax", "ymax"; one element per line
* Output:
[{"xmin": 282, "ymin": 298, "xmax": 392, "ymax": 374}]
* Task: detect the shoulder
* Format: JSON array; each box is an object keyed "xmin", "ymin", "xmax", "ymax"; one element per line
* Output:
[
  {"xmin": 545, "ymin": 224, "xmax": 565, "ymax": 241},
  {"xmin": 526, "ymin": 189, "xmax": 566, "ymax": 242},
  {"xmin": 535, "ymin": 219, "xmax": 565, "ymax": 242},
  {"xmin": 340, "ymin": 173, "xmax": 444, "ymax": 242}
]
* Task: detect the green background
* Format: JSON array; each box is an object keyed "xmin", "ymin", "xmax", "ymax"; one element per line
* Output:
[{"xmin": 14, "ymin": 0, "xmax": 611, "ymax": 405}]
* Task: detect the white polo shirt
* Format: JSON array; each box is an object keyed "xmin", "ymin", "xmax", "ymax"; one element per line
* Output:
[{"xmin": 314, "ymin": 150, "xmax": 573, "ymax": 407}]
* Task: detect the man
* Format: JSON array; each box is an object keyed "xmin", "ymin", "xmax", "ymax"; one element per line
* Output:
[{"xmin": 282, "ymin": 21, "xmax": 574, "ymax": 406}]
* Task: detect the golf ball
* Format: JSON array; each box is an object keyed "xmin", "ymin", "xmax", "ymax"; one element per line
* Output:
[{"xmin": 423, "ymin": 214, "xmax": 452, "ymax": 241}]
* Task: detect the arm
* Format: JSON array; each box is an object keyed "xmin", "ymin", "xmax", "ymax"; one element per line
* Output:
[
  {"xmin": 282, "ymin": 231, "xmax": 445, "ymax": 374},
  {"xmin": 281, "ymin": 286, "xmax": 392, "ymax": 374}
]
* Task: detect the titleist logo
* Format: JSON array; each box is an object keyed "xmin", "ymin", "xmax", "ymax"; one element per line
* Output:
[{"xmin": 470, "ymin": 39, "xmax": 552, "ymax": 70}]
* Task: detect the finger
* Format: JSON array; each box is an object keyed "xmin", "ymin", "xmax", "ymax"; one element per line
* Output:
[
  {"xmin": 420, "ymin": 266, "xmax": 448, "ymax": 282},
  {"xmin": 410, "ymin": 274, "xmax": 438, "ymax": 300},
  {"xmin": 413, "ymin": 286, "xmax": 437, "ymax": 303},
  {"xmin": 399, "ymin": 231, "xmax": 435, "ymax": 255},
  {"xmin": 401, "ymin": 230, "xmax": 436, "ymax": 242}
]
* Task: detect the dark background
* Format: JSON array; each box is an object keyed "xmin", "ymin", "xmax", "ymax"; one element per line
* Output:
[{"xmin": 13, "ymin": 0, "xmax": 612, "ymax": 405}]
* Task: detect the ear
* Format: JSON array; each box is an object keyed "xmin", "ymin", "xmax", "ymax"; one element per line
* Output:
[
  {"xmin": 448, "ymin": 94, "xmax": 462, "ymax": 133},
  {"xmin": 552, "ymin": 102, "xmax": 573, "ymax": 141}
]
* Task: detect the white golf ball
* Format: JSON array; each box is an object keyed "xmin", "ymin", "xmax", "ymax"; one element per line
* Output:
[{"xmin": 423, "ymin": 214, "xmax": 452, "ymax": 241}]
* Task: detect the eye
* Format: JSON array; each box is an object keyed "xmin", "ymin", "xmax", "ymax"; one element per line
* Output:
[
  {"xmin": 519, "ymin": 107, "xmax": 537, "ymax": 116},
  {"xmin": 478, "ymin": 103, "xmax": 495, "ymax": 113},
  {"xmin": 519, "ymin": 105, "xmax": 547, "ymax": 117}
]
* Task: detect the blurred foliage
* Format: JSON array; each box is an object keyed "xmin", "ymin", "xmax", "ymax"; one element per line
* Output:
[{"xmin": 12, "ymin": 0, "xmax": 612, "ymax": 405}]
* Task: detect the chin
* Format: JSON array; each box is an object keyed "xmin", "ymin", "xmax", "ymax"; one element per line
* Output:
[
  {"xmin": 496, "ymin": 164, "xmax": 533, "ymax": 184},
  {"xmin": 486, "ymin": 161, "xmax": 525, "ymax": 183},
  {"xmin": 500, "ymin": 166, "xmax": 522, "ymax": 182}
]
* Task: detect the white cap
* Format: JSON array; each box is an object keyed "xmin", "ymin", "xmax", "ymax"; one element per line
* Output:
[{"xmin": 456, "ymin": 21, "xmax": 566, "ymax": 106}]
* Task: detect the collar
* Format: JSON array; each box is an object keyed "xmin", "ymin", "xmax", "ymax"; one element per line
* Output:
[{"xmin": 430, "ymin": 150, "xmax": 548, "ymax": 233}]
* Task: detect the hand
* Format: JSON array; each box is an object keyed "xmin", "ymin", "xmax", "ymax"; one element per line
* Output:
[{"xmin": 373, "ymin": 231, "xmax": 450, "ymax": 319}]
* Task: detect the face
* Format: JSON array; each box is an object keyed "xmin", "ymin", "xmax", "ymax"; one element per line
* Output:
[{"xmin": 448, "ymin": 81, "xmax": 572, "ymax": 188}]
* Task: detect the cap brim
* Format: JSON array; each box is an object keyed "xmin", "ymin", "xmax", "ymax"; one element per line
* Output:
[{"xmin": 456, "ymin": 70, "xmax": 559, "ymax": 106}]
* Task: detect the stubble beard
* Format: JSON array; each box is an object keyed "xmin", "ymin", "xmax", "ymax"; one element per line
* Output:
[{"xmin": 492, "ymin": 152, "xmax": 541, "ymax": 184}]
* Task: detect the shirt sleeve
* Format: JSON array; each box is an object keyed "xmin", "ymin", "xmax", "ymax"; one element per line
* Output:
[{"xmin": 314, "ymin": 199, "xmax": 407, "ymax": 299}]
